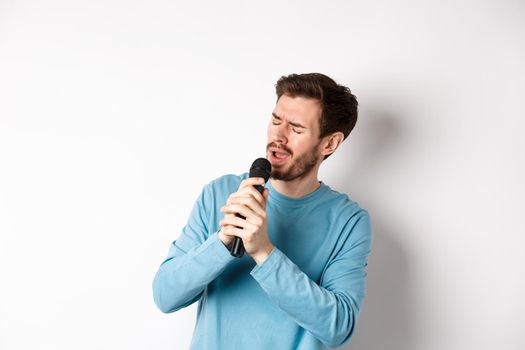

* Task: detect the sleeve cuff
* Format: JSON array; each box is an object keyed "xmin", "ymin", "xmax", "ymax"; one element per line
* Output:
[
  {"xmin": 194, "ymin": 231, "xmax": 236, "ymax": 265},
  {"xmin": 250, "ymin": 247, "xmax": 284, "ymax": 281}
]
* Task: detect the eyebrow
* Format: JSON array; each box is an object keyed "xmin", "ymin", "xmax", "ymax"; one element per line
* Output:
[{"xmin": 272, "ymin": 113, "xmax": 307, "ymax": 129}]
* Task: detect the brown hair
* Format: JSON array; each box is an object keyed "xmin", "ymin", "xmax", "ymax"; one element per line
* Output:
[{"xmin": 275, "ymin": 73, "xmax": 358, "ymax": 144}]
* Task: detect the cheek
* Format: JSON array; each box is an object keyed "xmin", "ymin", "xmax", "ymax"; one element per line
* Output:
[
  {"xmin": 292, "ymin": 136, "xmax": 314, "ymax": 153},
  {"xmin": 287, "ymin": 136, "xmax": 301, "ymax": 152}
]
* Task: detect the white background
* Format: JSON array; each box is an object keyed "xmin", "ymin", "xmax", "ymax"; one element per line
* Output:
[{"xmin": 1, "ymin": 1, "xmax": 524, "ymax": 349}]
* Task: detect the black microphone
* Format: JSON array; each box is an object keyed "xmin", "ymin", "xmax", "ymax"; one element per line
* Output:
[{"xmin": 230, "ymin": 158, "xmax": 272, "ymax": 258}]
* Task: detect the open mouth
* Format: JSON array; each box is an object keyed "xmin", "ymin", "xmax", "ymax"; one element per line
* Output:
[
  {"xmin": 272, "ymin": 150, "xmax": 289, "ymax": 159},
  {"xmin": 268, "ymin": 149, "xmax": 291, "ymax": 165},
  {"xmin": 267, "ymin": 143, "xmax": 292, "ymax": 165}
]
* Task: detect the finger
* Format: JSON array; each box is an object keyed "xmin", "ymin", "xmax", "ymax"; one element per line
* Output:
[
  {"xmin": 221, "ymin": 203, "xmax": 254, "ymax": 219},
  {"xmin": 235, "ymin": 185, "xmax": 265, "ymax": 205},
  {"xmin": 263, "ymin": 188, "xmax": 269, "ymax": 206},
  {"xmin": 229, "ymin": 182, "xmax": 266, "ymax": 205},
  {"xmin": 222, "ymin": 212, "xmax": 237, "ymax": 219},
  {"xmin": 224, "ymin": 196, "xmax": 266, "ymax": 218},
  {"xmin": 219, "ymin": 225, "xmax": 247, "ymax": 239},
  {"xmin": 238, "ymin": 177, "xmax": 265, "ymax": 191},
  {"xmin": 220, "ymin": 215, "xmax": 256, "ymax": 230},
  {"xmin": 221, "ymin": 204, "xmax": 265, "ymax": 226},
  {"xmin": 219, "ymin": 226, "xmax": 234, "ymax": 237}
]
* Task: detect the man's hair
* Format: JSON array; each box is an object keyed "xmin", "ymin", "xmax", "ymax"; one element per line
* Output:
[{"xmin": 275, "ymin": 73, "xmax": 358, "ymax": 145}]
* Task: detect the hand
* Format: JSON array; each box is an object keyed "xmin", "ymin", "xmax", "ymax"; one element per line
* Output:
[
  {"xmin": 218, "ymin": 178, "xmax": 265, "ymax": 249},
  {"xmin": 219, "ymin": 177, "xmax": 273, "ymax": 264}
]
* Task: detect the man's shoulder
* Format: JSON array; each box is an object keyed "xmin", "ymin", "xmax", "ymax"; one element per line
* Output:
[
  {"xmin": 320, "ymin": 184, "xmax": 370, "ymax": 221},
  {"xmin": 319, "ymin": 186, "xmax": 371, "ymax": 246},
  {"xmin": 204, "ymin": 173, "xmax": 248, "ymax": 194}
]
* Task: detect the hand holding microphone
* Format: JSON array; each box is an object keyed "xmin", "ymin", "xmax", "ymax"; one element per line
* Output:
[{"xmin": 219, "ymin": 158, "xmax": 272, "ymax": 263}]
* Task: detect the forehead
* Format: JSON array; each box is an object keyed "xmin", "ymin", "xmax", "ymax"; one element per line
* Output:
[{"xmin": 273, "ymin": 94, "xmax": 322, "ymax": 127}]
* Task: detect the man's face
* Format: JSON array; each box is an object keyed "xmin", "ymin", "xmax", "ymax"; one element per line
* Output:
[{"xmin": 266, "ymin": 94, "xmax": 323, "ymax": 181}]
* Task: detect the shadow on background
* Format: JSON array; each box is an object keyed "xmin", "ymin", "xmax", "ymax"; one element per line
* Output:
[
  {"xmin": 335, "ymin": 109, "xmax": 416, "ymax": 350},
  {"xmin": 342, "ymin": 225, "xmax": 415, "ymax": 350}
]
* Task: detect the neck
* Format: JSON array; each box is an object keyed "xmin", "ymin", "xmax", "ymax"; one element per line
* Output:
[{"xmin": 269, "ymin": 167, "xmax": 321, "ymax": 198}]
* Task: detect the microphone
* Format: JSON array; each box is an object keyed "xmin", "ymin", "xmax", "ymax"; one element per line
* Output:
[{"xmin": 230, "ymin": 158, "xmax": 272, "ymax": 258}]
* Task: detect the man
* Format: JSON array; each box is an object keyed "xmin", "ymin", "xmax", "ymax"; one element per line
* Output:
[{"xmin": 153, "ymin": 73, "xmax": 372, "ymax": 349}]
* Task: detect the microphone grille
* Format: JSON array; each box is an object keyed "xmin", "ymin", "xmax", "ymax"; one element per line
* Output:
[{"xmin": 249, "ymin": 158, "xmax": 272, "ymax": 182}]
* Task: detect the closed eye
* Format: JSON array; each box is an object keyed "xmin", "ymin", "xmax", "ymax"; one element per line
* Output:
[{"xmin": 271, "ymin": 113, "xmax": 306, "ymax": 134}]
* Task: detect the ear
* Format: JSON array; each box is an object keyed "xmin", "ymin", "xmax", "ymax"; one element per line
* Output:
[{"xmin": 320, "ymin": 132, "xmax": 345, "ymax": 158}]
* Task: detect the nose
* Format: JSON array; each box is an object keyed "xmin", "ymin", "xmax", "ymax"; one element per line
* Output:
[{"xmin": 272, "ymin": 122, "xmax": 288, "ymax": 144}]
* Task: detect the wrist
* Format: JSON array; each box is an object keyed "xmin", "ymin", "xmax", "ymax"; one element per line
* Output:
[{"xmin": 252, "ymin": 244, "xmax": 274, "ymax": 265}]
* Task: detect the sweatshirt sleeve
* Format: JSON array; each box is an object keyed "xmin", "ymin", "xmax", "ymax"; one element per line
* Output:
[
  {"xmin": 250, "ymin": 212, "xmax": 372, "ymax": 348},
  {"xmin": 152, "ymin": 183, "xmax": 235, "ymax": 313}
]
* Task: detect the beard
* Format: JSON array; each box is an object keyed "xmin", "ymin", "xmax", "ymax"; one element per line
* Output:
[{"xmin": 267, "ymin": 141, "xmax": 321, "ymax": 181}]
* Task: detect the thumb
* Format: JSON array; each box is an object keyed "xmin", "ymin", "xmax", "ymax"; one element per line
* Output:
[{"xmin": 263, "ymin": 188, "xmax": 269, "ymax": 205}]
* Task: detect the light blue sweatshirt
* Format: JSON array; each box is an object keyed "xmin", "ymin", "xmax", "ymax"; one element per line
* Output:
[{"xmin": 153, "ymin": 174, "xmax": 371, "ymax": 349}]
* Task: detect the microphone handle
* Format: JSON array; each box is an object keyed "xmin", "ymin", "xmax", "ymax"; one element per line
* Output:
[{"xmin": 230, "ymin": 184, "xmax": 265, "ymax": 258}]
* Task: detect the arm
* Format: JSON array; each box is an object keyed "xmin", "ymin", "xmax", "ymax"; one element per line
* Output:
[
  {"xmin": 250, "ymin": 213, "xmax": 372, "ymax": 347},
  {"xmin": 219, "ymin": 180, "xmax": 371, "ymax": 346},
  {"xmin": 152, "ymin": 184, "xmax": 235, "ymax": 313}
]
